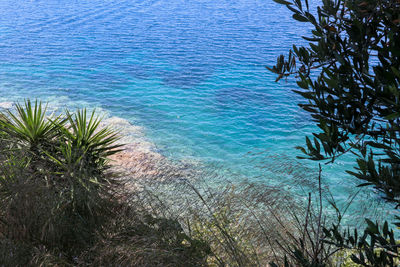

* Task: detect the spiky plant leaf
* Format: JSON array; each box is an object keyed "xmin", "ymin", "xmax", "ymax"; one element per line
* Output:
[
  {"xmin": 63, "ymin": 109, "xmax": 123, "ymax": 167},
  {"xmin": 0, "ymin": 100, "xmax": 64, "ymax": 150}
]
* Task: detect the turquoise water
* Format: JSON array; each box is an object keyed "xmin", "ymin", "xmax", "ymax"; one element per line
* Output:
[{"xmin": 0, "ymin": 0, "xmax": 392, "ymax": 218}]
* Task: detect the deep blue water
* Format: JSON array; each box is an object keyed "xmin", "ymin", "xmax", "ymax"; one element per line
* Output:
[{"xmin": 0, "ymin": 0, "xmax": 392, "ymax": 219}]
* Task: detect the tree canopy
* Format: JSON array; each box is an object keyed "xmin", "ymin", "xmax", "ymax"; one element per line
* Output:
[
  {"xmin": 269, "ymin": 0, "xmax": 400, "ymax": 206},
  {"xmin": 269, "ymin": 0, "xmax": 400, "ymax": 265}
]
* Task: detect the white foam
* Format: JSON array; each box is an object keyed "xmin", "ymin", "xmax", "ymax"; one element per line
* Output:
[
  {"xmin": 100, "ymin": 116, "xmax": 156, "ymax": 152},
  {"xmin": 0, "ymin": 102, "xmax": 13, "ymax": 109}
]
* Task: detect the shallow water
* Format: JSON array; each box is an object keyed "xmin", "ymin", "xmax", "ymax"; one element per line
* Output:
[{"xmin": 0, "ymin": 0, "xmax": 393, "ymax": 219}]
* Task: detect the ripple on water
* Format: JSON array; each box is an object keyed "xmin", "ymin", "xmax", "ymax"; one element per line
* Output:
[{"xmin": 0, "ymin": 0, "xmax": 394, "ymax": 222}]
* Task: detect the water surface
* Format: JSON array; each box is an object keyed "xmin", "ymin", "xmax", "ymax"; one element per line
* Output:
[{"xmin": 0, "ymin": 0, "xmax": 391, "ymax": 219}]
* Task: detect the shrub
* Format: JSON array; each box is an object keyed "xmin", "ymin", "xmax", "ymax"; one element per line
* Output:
[{"xmin": 0, "ymin": 100, "xmax": 210, "ymax": 266}]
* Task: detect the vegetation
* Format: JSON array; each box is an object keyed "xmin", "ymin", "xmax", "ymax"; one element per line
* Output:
[
  {"xmin": 133, "ymin": 173, "xmax": 337, "ymax": 266},
  {"xmin": 0, "ymin": 100, "xmax": 359, "ymax": 266},
  {"xmin": 0, "ymin": 100, "xmax": 210, "ymax": 266},
  {"xmin": 1, "ymin": 1, "xmax": 398, "ymax": 264},
  {"xmin": 269, "ymin": 0, "xmax": 400, "ymax": 265}
]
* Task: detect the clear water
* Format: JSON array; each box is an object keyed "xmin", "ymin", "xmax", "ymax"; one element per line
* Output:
[{"xmin": 0, "ymin": 0, "xmax": 392, "ymax": 219}]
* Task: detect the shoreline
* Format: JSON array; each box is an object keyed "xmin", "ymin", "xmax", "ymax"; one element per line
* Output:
[
  {"xmin": 0, "ymin": 100, "xmax": 392, "ymax": 225},
  {"xmin": 0, "ymin": 100, "xmax": 197, "ymax": 183},
  {"xmin": 100, "ymin": 116, "xmax": 199, "ymax": 185},
  {"xmin": 0, "ymin": 100, "xmax": 172, "ymax": 180}
]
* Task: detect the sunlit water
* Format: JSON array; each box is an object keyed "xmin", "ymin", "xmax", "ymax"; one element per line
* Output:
[{"xmin": 0, "ymin": 0, "xmax": 393, "ymax": 221}]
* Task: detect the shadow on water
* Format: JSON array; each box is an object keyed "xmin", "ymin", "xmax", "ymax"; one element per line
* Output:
[{"xmin": 214, "ymin": 86, "xmax": 272, "ymax": 110}]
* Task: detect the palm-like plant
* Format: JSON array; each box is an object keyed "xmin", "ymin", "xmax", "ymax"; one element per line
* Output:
[
  {"xmin": 45, "ymin": 109, "xmax": 123, "ymax": 239},
  {"xmin": 0, "ymin": 100, "xmax": 63, "ymax": 150},
  {"xmin": 61, "ymin": 109, "xmax": 123, "ymax": 171},
  {"xmin": 0, "ymin": 101, "xmax": 126, "ymax": 263}
]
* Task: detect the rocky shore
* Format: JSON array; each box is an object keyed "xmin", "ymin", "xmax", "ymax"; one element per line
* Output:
[{"xmin": 100, "ymin": 116, "xmax": 195, "ymax": 185}]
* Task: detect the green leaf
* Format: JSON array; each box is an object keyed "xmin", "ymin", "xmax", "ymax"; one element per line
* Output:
[
  {"xmin": 292, "ymin": 13, "xmax": 309, "ymax": 22},
  {"xmin": 391, "ymin": 66, "xmax": 400, "ymax": 78},
  {"xmin": 314, "ymin": 137, "xmax": 320, "ymax": 152},
  {"xmin": 295, "ymin": 146, "xmax": 307, "ymax": 154},
  {"xmin": 296, "ymin": 79, "xmax": 309, "ymax": 89},
  {"xmin": 306, "ymin": 136, "xmax": 313, "ymax": 150},
  {"xmin": 383, "ymin": 221, "xmax": 388, "ymax": 236},
  {"xmin": 273, "ymin": 0, "xmax": 292, "ymax": 5},
  {"xmin": 365, "ymin": 219, "xmax": 379, "ymax": 234},
  {"xmin": 384, "ymin": 112, "xmax": 400, "ymax": 120},
  {"xmin": 293, "ymin": 90, "xmax": 314, "ymax": 99},
  {"xmin": 324, "ymin": 77, "xmax": 338, "ymax": 88},
  {"xmin": 294, "ymin": 0, "xmax": 302, "ymax": 10},
  {"xmin": 302, "ymin": 36, "xmax": 321, "ymax": 41}
]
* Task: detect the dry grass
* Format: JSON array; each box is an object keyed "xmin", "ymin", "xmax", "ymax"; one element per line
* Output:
[
  {"xmin": 122, "ymin": 158, "xmax": 342, "ymax": 266},
  {"xmin": 0, "ymin": 101, "xmax": 361, "ymax": 266}
]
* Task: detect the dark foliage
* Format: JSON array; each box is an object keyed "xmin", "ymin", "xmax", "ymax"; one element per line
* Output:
[
  {"xmin": 269, "ymin": 0, "xmax": 400, "ymax": 265},
  {"xmin": 270, "ymin": 0, "xmax": 400, "ymax": 205},
  {"xmin": 324, "ymin": 219, "xmax": 399, "ymax": 266}
]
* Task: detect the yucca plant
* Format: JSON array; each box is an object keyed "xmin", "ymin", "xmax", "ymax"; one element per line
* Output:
[
  {"xmin": 0, "ymin": 100, "xmax": 64, "ymax": 152},
  {"xmin": 0, "ymin": 103, "xmax": 124, "ymax": 263},
  {"xmin": 60, "ymin": 109, "xmax": 123, "ymax": 172},
  {"xmin": 43, "ymin": 109, "xmax": 123, "ymax": 231}
]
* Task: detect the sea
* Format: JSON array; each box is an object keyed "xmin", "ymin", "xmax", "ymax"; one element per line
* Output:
[{"xmin": 0, "ymin": 0, "xmax": 393, "ymax": 222}]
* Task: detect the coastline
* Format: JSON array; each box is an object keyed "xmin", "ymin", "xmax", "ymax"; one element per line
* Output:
[
  {"xmin": 0, "ymin": 100, "xmax": 391, "ymax": 225},
  {"xmin": 0, "ymin": 100, "xmax": 169, "ymax": 180},
  {"xmin": 0, "ymin": 100, "xmax": 196, "ymax": 183},
  {"xmin": 101, "ymin": 116, "xmax": 165, "ymax": 178},
  {"xmin": 101, "ymin": 116, "xmax": 196, "ymax": 182}
]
